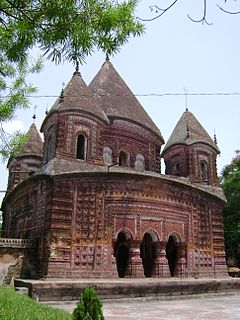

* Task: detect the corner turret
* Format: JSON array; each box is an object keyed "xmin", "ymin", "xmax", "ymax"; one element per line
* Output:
[
  {"xmin": 7, "ymin": 123, "xmax": 43, "ymax": 190},
  {"xmin": 162, "ymin": 110, "xmax": 220, "ymax": 186}
]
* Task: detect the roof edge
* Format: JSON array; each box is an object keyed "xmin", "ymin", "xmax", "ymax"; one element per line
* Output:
[
  {"xmin": 108, "ymin": 116, "xmax": 164, "ymax": 142},
  {"xmin": 34, "ymin": 160, "xmax": 225, "ymax": 202},
  {"xmin": 41, "ymin": 107, "xmax": 110, "ymax": 132},
  {"xmin": 162, "ymin": 140, "xmax": 220, "ymax": 156}
]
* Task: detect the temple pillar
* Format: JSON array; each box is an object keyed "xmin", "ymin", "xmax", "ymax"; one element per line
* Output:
[
  {"xmin": 126, "ymin": 241, "xmax": 144, "ymax": 277},
  {"xmin": 158, "ymin": 241, "xmax": 171, "ymax": 278},
  {"xmin": 111, "ymin": 247, "xmax": 118, "ymax": 277},
  {"xmin": 175, "ymin": 243, "xmax": 187, "ymax": 278}
]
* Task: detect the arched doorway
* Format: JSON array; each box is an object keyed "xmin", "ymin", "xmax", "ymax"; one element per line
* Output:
[
  {"xmin": 166, "ymin": 235, "xmax": 178, "ymax": 277},
  {"xmin": 140, "ymin": 232, "xmax": 157, "ymax": 277},
  {"xmin": 115, "ymin": 231, "xmax": 130, "ymax": 278}
]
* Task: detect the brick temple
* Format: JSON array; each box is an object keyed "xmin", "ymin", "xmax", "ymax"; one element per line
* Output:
[{"xmin": 1, "ymin": 61, "xmax": 227, "ymax": 279}]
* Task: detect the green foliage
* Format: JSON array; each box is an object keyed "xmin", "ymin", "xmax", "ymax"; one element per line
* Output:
[
  {"xmin": 72, "ymin": 286, "xmax": 104, "ymax": 320},
  {"xmin": 221, "ymin": 150, "xmax": 240, "ymax": 267},
  {"xmin": 0, "ymin": 130, "xmax": 27, "ymax": 162},
  {"xmin": 0, "ymin": 57, "xmax": 42, "ymax": 161},
  {"xmin": 0, "ymin": 58, "xmax": 42, "ymax": 122},
  {"xmin": 0, "ymin": 0, "xmax": 144, "ymax": 65},
  {"xmin": 0, "ymin": 286, "xmax": 72, "ymax": 320},
  {"xmin": 0, "ymin": 0, "xmax": 144, "ymax": 161}
]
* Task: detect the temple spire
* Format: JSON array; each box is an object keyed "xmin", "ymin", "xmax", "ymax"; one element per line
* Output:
[
  {"xmin": 184, "ymin": 87, "xmax": 188, "ymax": 111},
  {"xmin": 73, "ymin": 60, "xmax": 80, "ymax": 75},
  {"xmin": 214, "ymin": 129, "xmax": 218, "ymax": 145},
  {"xmin": 32, "ymin": 105, "xmax": 37, "ymax": 122}
]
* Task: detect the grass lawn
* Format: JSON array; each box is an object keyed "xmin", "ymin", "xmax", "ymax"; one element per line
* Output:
[{"xmin": 0, "ymin": 286, "xmax": 72, "ymax": 320}]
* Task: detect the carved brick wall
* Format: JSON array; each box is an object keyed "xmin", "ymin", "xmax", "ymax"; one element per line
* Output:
[
  {"xmin": 28, "ymin": 173, "xmax": 226, "ymax": 279},
  {"xmin": 163, "ymin": 143, "xmax": 219, "ymax": 186},
  {"xmin": 100, "ymin": 120, "xmax": 162, "ymax": 172}
]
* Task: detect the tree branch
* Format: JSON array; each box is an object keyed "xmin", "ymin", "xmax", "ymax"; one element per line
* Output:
[
  {"xmin": 217, "ymin": 4, "xmax": 240, "ymax": 15},
  {"xmin": 187, "ymin": 0, "xmax": 213, "ymax": 25},
  {"xmin": 3, "ymin": 0, "xmax": 47, "ymax": 32},
  {"xmin": 137, "ymin": 0, "xmax": 178, "ymax": 22}
]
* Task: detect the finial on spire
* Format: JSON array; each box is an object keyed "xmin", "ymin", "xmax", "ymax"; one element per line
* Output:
[
  {"xmin": 106, "ymin": 53, "xmax": 110, "ymax": 61},
  {"xmin": 73, "ymin": 60, "xmax": 80, "ymax": 75},
  {"xmin": 75, "ymin": 60, "xmax": 79, "ymax": 72},
  {"xmin": 59, "ymin": 82, "xmax": 65, "ymax": 102},
  {"xmin": 59, "ymin": 88, "xmax": 64, "ymax": 102},
  {"xmin": 184, "ymin": 87, "xmax": 189, "ymax": 111},
  {"xmin": 32, "ymin": 105, "xmax": 37, "ymax": 122},
  {"xmin": 45, "ymin": 105, "xmax": 48, "ymax": 115},
  {"xmin": 214, "ymin": 129, "xmax": 218, "ymax": 145}
]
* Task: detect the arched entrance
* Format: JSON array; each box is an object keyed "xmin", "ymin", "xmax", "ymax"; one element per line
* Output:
[
  {"xmin": 140, "ymin": 232, "xmax": 157, "ymax": 277},
  {"xmin": 166, "ymin": 235, "xmax": 178, "ymax": 277},
  {"xmin": 115, "ymin": 231, "xmax": 130, "ymax": 278}
]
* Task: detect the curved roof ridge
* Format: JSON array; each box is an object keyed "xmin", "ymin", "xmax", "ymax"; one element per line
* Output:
[
  {"xmin": 163, "ymin": 110, "xmax": 220, "ymax": 154},
  {"xmin": 89, "ymin": 61, "xmax": 164, "ymax": 140}
]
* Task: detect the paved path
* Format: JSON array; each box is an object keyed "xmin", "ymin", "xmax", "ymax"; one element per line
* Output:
[{"xmin": 48, "ymin": 293, "xmax": 240, "ymax": 320}]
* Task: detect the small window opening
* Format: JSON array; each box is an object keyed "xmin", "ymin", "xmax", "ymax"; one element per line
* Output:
[
  {"xmin": 119, "ymin": 151, "xmax": 128, "ymax": 167},
  {"xmin": 173, "ymin": 162, "xmax": 181, "ymax": 176},
  {"xmin": 200, "ymin": 161, "xmax": 209, "ymax": 180},
  {"xmin": 77, "ymin": 134, "xmax": 86, "ymax": 160},
  {"xmin": 46, "ymin": 135, "xmax": 53, "ymax": 162},
  {"xmin": 135, "ymin": 154, "xmax": 145, "ymax": 172},
  {"xmin": 103, "ymin": 146, "xmax": 113, "ymax": 166}
]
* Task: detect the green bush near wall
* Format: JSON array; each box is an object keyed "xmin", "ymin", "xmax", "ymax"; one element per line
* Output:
[{"xmin": 72, "ymin": 286, "xmax": 104, "ymax": 320}]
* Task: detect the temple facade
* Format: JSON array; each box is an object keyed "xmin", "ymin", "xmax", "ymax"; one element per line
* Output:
[{"xmin": 1, "ymin": 61, "xmax": 227, "ymax": 279}]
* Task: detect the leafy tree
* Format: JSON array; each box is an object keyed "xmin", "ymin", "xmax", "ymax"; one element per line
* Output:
[
  {"xmin": 0, "ymin": 0, "xmax": 144, "ymax": 159},
  {"xmin": 221, "ymin": 150, "xmax": 240, "ymax": 267},
  {"xmin": 1, "ymin": 0, "xmax": 144, "ymax": 64},
  {"xmin": 72, "ymin": 286, "xmax": 104, "ymax": 320},
  {"xmin": 0, "ymin": 58, "xmax": 42, "ymax": 160}
]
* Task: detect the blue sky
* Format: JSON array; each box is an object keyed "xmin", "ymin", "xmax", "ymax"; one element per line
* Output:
[{"xmin": 1, "ymin": 0, "xmax": 240, "ymax": 206}]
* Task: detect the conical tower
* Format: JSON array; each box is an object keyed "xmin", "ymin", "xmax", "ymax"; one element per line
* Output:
[
  {"xmin": 41, "ymin": 67, "xmax": 109, "ymax": 165},
  {"xmin": 162, "ymin": 109, "xmax": 220, "ymax": 185},
  {"xmin": 7, "ymin": 123, "xmax": 43, "ymax": 190},
  {"xmin": 89, "ymin": 60, "xmax": 164, "ymax": 172},
  {"xmin": 89, "ymin": 60, "xmax": 163, "ymax": 140}
]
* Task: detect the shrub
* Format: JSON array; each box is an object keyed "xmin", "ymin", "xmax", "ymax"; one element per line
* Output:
[{"xmin": 72, "ymin": 286, "xmax": 104, "ymax": 320}]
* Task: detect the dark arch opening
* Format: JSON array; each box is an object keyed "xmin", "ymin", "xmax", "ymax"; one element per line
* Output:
[
  {"xmin": 173, "ymin": 162, "xmax": 181, "ymax": 176},
  {"xmin": 46, "ymin": 135, "xmax": 53, "ymax": 161},
  {"xmin": 166, "ymin": 235, "xmax": 178, "ymax": 277},
  {"xmin": 200, "ymin": 161, "xmax": 209, "ymax": 181},
  {"xmin": 140, "ymin": 233, "xmax": 156, "ymax": 277},
  {"xmin": 119, "ymin": 151, "xmax": 128, "ymax": 167},
  {"xmin": 76, "ymin": 134, "xmax": 86, "ymax": 160},
  {"xmin": 115, "ymin": 232, "xmax": 130, "ymax": 278}
]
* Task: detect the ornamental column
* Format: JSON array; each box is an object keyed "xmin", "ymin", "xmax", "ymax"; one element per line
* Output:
[
  {"xmin": 111, "ymin": 246, "xmax": 118, "ymax": 277},
  {"xmin": 126, "ymin": 241, "xmax": 144, "ymax": 277},
  {"xmin": 175, "ymin": 243, "xmax": 187, "ymax": 278},
  {"xmin": 158, "ymin": 241, "xmax": 171, "ymax": 278}
]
